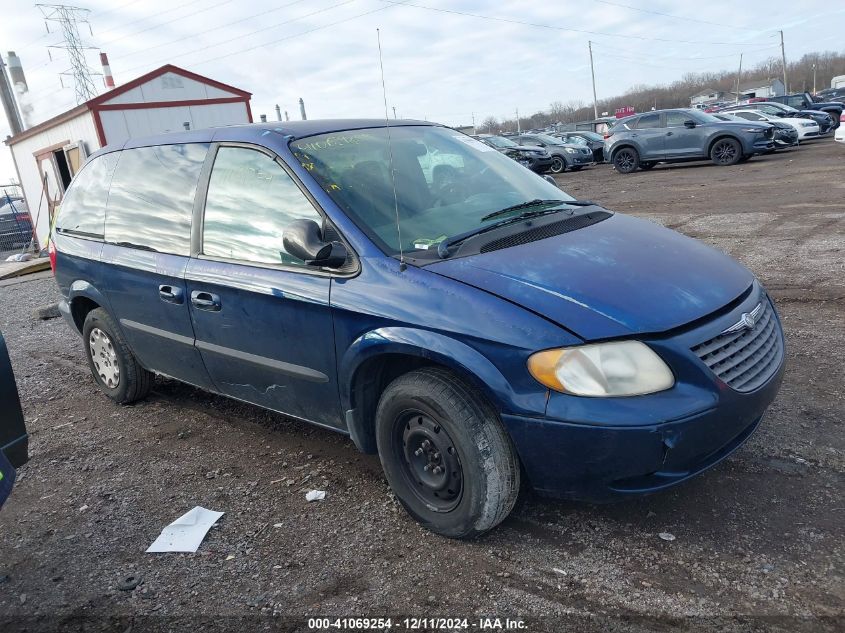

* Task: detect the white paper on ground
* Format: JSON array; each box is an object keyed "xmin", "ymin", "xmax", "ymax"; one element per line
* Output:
[
  {"xmin": 305, "ymin": 490, "xmax": 326, "ymax": 502},
  {"xmin": 146, "ymin": 506, "xmax": 224, "ymax": 553}
]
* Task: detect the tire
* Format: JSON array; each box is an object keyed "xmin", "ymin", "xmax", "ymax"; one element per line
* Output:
[
  {"xmin": 375, "ymin": 367, "xmax": 521, "ymax": 539},
  {"xmin": 549, "ymin": 156, "xmax": 566, "ymax": 174},
  {"xmin": 639, "ymin": 161, "xmax": 656, "ymax": 170},
  {"xmin": 612, "ymin": 147, "xmax": 639, "ymax": 173},
  {"xmin": 82, "ymin": 308, "xmax": 152, "ymax": 404},
  {"xmin": 710, "ymin": 137, "xmax": 742, "ymax": 166}
]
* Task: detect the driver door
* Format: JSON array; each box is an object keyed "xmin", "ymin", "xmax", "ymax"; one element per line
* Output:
[{"xmin": 185, "ymin": 144, "xmax": 343, "ymax": 429}]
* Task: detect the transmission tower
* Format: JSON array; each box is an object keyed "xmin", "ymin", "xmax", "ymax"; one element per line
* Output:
[{"xmin": 37, "ymin": 4, "xmax": 100, "ymax": 104}]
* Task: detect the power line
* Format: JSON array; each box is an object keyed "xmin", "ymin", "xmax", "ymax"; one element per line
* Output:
[
  {"xmin": 92, "ymin": 0, "xmax": 209, "ymax": 39},
  {"xmin": 110, "ymin": 0, "xmax": 310, "ymax": 62},
  {"xmin": 97, "ymin": 0, "xmax": 235, "ymax": 47},
  {"xmin": 591, "ymin": 43, "xmax": 781, "ymax": 62},
  {"xmin": 379, "ymin": 0, "xmax": 772, "ymax": 47},
  {"xmin": 589, "ymin": 0, "xmax": 760, "ymax": 32},
  {"xmin": 121, "ymin": 0, "xmax": 362, "ymax": 74}
]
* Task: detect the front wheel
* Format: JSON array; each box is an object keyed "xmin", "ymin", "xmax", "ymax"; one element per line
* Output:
[
  {"xmin": 549, "ymin": 156, "xmax": 566, "ymax": 173},
  {"xmin": 710, "ymin": 138, "xmax": 742, "ymax": 166},
  {"xmin": 613, "ymin": 147, "xmax": 639, "ymax": 173},
  {"xmin": 375, "ymin": 368, "xmax": 521, "ymax": 539}
]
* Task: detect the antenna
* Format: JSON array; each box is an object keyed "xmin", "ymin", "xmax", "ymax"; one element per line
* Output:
[{"xmin": 377, "ymin": 28, "xmax": 405, "ymax": 272}]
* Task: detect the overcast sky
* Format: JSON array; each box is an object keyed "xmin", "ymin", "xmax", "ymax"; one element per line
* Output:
[{"xmin": 2, "ymin": 0, "xmax": 843, "ymax": 183}]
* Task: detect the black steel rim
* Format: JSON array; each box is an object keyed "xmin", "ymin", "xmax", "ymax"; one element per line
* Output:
[
  {"xmin": 550, "ymin": 157, "xmax": 565, "ymax": 173},
  {"xmin": 714, "ymin": 141, "xmax": 737, "ymax": 163},
  {"xmin": 394, "ymin": 410, "xmax": 463, "ymax": 512},
  {"xmin": 615, "ymin": 150, "xmax": 635, "ymax": 171}
]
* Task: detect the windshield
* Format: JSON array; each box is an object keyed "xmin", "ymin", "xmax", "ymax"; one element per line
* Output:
[
  {"xmin": 533, "ymin": 133, "xmax": 565, "ymax": 145},
  {"xmin": 290, "ymin": 126, "xmax": 573, "ymax": 257},
  {"xmin": 482, "ymin": 136, "xmax": 518, "ymax": 148},
  {"xmin": 689, "ymin": 110, "xmax": 724, "ymax": 124},
  {"xmin": 576, "ymin": 131, "xmax": 603, "ymax": 142}
]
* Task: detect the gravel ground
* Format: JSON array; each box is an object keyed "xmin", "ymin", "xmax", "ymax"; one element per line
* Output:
[{"xmin": 0, "ymin": 139, "xmax": 842, "ymax": 633}]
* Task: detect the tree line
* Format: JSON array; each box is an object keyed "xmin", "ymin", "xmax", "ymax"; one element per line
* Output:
[{"xmin": 478, "ymin": 50, "xmax": 845, "ymax": 133}]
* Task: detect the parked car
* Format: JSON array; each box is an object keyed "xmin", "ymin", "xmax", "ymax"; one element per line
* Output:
[
  {"xmin": 721, "ymin": 110, "xmax": 816, "ymax": 142},
  {"xmin": 815, "ymin": 87, "xmax": 845, "ymax": 103},
  {"xmin": 0, "ymin": 196, "xmax": 34, "ymax": 251},
  {"xmin": 0, "ymin": 330, "xmax": 29, "ymax": 508},
  {"xmin": 550, "ymin": 131, "xmax": 606, "ymax": 162},
  {"xmin": 712, "ymin": 113, "xmax": 798, "ymax": 149},
  {"xmin": 605, "ymin": 108, "xmax": 774, "ymax": 173},
  {"xmin": 836, "ymin": 114, "xmax": 845, "ymax": 143},
  {"xmin": 474, "ymin": 135, "xmax": 553, "ymax": 173},
  {"xmin": 53, "ymin": 120, "xmax": 785, "ymax": 538},
  {"xmin": 507, "ymin": 133, "xmax": 594, "ymax": 173},
  {"xmin": 767, "ymin": 92, "xmax": 843, "ymax": 128},
  {"xmin": 718, "ymin": 102, "xmax": 835, "ymax": 134}
]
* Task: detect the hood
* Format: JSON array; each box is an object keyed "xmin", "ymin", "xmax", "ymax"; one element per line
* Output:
[
  {"xmin": 427, "ymin": 213, "xmax": 753, "ymax": 340},
  {"xmin": 812, "ymin": 101, "xmax": 843, "ymax": 110},
  {"xmin": 710, "ymin": 120, "xmax": 771, "ymax": 131}
]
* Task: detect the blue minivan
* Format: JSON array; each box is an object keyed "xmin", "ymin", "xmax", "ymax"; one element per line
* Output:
[{"xmin": 53, "ymin": 120, "xmax": 785, "ymax": 538}]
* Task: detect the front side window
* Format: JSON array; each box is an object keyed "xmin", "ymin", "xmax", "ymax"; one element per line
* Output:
[
  {"xmin": 290, "ymin": 126, "xmax": 572, "ymax": 257},
  {"xmin": 56, "ymin": 152, "xmax": 119, "ymax": 239},
  {"xmin": 105, "ymin": 144, "xmax": 208, "ymax": 255},
  {"xmin": 665, "ymin": 112, "xmax": 691, "ymax": 127},
  {"xmin": 202, "ymin": 147, "xmax": 323, "ymax": 266}
]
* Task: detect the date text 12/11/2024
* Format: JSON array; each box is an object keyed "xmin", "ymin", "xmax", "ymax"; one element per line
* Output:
[{"xmin": 307, "ymin": 617, "xmax": 528, "ymax": 630}]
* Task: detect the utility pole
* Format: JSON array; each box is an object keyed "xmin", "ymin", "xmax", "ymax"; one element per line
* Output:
[
  {"xmin": 0, "ymin": 54, "xmax": 24, "ymax": 135},
  {"xmin": 515, "ymin": 107, "xmax": 520, "ymax": 133},
  {"xmin": 735, "ymin": 53, "xmax": 743, "ymax": 104},
  {"xmin": 812, "ymin": 63, "xmax": 817, "ymax": 94},
  {"xmin": 471, "ymin": 112, "xmax": 476, "ymax": 135},
  {"xmin": 392, "ymin": 105, "xmax": 397, "ymax": 119},
  {"xmin": 779, "ymin": 30, "xmax": 788, "ymax": 94},
  {"xmin": 588, "ymin": 40, "xmax": 598, "ymax": 120},
  {"xmin": 37, "ymin": 4, "xmax": 99, "ymax": 104}
]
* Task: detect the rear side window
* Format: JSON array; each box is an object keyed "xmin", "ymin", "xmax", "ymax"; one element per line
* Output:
[
  {"xmin": 55, "ymin": 152, "xmax": 119, "ymax": 239},
  {"xmin": 201, "ymin": 146, "xmax": 323, "ymax": 266},
  {"xmin": 105, "ymin": 143, "xmax": 208, "ymax": 255},
  {"xmin": 634, "ymin": 114, "xmax": 661, "ymax": 129}
]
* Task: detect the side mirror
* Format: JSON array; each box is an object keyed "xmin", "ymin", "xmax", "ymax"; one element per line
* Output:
[
  {"xmin": 543, "ymin": 175, "xmax": 559, "ymax": 187},
  {"xmin": 283, "ymin": 219, "xmax": 348, "ymax": 268},
  {"xmin": 684, "ymin": 120, "xmax": 696, "ymax": 128}
]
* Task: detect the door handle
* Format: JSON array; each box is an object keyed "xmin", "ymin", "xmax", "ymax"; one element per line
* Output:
[
  {"xmin": 191, "ymin": 290, "xmax": 221, "ymax": 312},
  {"xmin": 159, "ymin": 285, "xmax": 184, "ymax": 304}
]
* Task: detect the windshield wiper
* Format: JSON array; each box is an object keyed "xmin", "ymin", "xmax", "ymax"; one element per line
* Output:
[
  {"xmin": 437, "ymin": 199, "xmax": 599, "ymax": 259},
  {"xmin": 480, "ymin": 199, "xmax": 596, "ymax": 222}
]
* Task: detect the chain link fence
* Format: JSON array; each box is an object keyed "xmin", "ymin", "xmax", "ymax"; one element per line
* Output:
[{"xmin": 0, "ymin": 185, "xmax": 39, "ymax": 260}]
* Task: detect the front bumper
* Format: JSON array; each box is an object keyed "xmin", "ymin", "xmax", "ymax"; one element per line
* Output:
[
  {"xmin": 501, "ymin": 283, "xmax": 785, "ymax": 501},
  {"xmin": 566, "ymin": 152, "xmax": 595, "ymax": 166},
  {"xmin": 526, "ymin": 155, "xmax": 554, "ymax": 173}
]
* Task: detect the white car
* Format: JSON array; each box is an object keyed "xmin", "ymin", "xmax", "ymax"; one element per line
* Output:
[
  {"xmin": 836, "ymin": 114, "xmax": 845, "ymax": 143},
  {"xmin": 727, "ymin": 109, "xmax": 820, "ymax": 140}
]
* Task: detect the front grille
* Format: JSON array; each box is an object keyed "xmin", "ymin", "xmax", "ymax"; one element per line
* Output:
[
  {"xmin": 691, "ymin": 298, "xmax": 783, "ymax": 393},
  {"xmin": 479, "ymin": 211, "xmax": 612, "ymax": 254}
]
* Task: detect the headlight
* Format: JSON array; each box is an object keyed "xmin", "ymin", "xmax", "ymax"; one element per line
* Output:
[
  {"xmin": 564, "ymin": 147, "xmax": 578, "ymax": 153},
  {"xmin": 801, "ymin": 121, "xmax": 815, "ymax": 127},
  {"xmin": 741, "ymin": 127, "xmax": 766, "ymax": 133},
  {"xmin": 527, "ymin": 341, "xmax": 674, "ymax": 397}
]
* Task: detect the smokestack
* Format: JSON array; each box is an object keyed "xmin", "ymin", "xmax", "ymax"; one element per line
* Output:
[
  {"xmin": 299, "ymin": 97, "xmax": 307, "ymax": 121},
  {"xmin": 275, "ymin": 104, "xmax": 282, "ymax": 121},
  {"xmin": 6, "ymin": 51, "xmax": 32, "ymax": 129},
  {"xmin": 100, "ymin": 52, "xmax": 115, "ymax": 89},
  {"xmin": 259, "ymin": 114, "xmax": 267, "ymax": 122},
  {"xmin": 0, "ymin": 55, "xmax": 23, "ymax": 135},
  {"xmin": 284, "ymin": 110, "xmax": 290, "ymax": 121}
]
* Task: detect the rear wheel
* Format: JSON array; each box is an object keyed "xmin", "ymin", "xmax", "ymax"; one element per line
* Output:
[
  {"xmin": 613, "ymin": 147, "xmax": 639, "ymax": 173},
  {"xmin": 375, "ymin": 367, "xmax": 521, "ymax": 539},
  {"xmin": 549, "ymin": 156, "xmax": 566, "ymax": 174},
  {"xmin": 710, "ymin": 138, "xmax": 742, "ymax": 166},
  {"xmin": 83, "ymin": 308, "xmax": 152, "ymax": 404}
]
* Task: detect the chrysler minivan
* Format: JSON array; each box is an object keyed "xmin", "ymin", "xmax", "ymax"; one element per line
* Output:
[{"xmin": 53, "ymin": 120, "xmax": 785, "ymax": 538}]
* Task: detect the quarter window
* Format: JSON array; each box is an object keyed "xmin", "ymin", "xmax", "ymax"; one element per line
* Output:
[
  {"xmin": 55, "ymin": 152, "xmax": 119, "ymax": 239},
  {"xmin": 105, "ymin": 144, "xmax": 208, "ymax": 255},
  {"xmin": 201, "ymin": 147, "xmax": 323, "ymax": 266}
]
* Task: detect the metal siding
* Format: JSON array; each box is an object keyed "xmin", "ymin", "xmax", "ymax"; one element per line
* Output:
[
  {"xmin": 102, "ymin": 72, "xmax": 238, "ymax": 105},
  {"xmin": 187, "ymin": 102, "xmax": 250, "ymax": 130},
  {"xmin": 9, "ymin": 112, "xmax": 99, "ymax": 246}
]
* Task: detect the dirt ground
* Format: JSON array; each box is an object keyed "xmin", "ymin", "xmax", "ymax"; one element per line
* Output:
[{"xmin": 0, "ymin": 139, "xmax": 842, "ymax": 633}]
